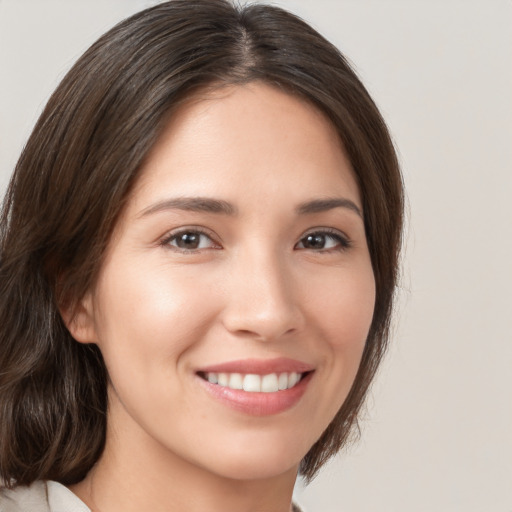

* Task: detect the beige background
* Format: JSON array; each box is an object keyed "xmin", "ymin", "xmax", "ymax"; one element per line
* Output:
[{"xmin": 1, "ymin": 1, "xmax": 511, "ymax": 511}]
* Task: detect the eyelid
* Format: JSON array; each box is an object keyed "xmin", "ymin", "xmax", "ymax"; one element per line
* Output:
[
  {"xmin": 159, "ymin": 226, "xmax": 222, "ymax": 251},
  {"xmin": 295, "ymin": 227, "xmax": 352, "ymax": 251},
  {"xmin": 158, "ymin": 226, "xmax": 351, "ymax": 252}
]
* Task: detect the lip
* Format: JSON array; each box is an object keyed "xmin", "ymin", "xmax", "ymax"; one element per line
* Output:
[
  {"xmin": 195, "ymin": 358, "xmax": 314, "ymax": 416},
  {"xmin": 196, "ymin": 357, "xmax": 314, "ymax": 375}
]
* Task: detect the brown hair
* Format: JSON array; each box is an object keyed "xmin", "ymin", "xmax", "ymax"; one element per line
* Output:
[{"xmin": 0, "ymin": 0, "xmax": 403, "ymax": 486}]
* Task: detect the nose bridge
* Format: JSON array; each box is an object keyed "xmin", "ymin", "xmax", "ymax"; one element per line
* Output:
[{"xmin": 222, "ymin": 242, "xmax": 302, "ymax": 341}]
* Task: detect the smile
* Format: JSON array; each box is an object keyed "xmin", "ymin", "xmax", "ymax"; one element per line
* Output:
[
  {"xmin": 199, "ymin": 371, "xmax": 304, "ymax": 392},
  {"xmin": 195, "ymin": 358, "xmax": 314, "ymax": 416}
]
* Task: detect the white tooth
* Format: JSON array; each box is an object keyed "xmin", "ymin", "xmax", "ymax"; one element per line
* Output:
[
  {"xmin": 288, "ymin": 372, "xmax": 299, "ymax": 388},
  {"xmin": 243, "ymin": 374, "xmax": 261, "ymax": 392},
  {"xmin": 207, "ymin": 373, "xmax": 218, "ymax": 384},
  {"xmin": 261, "ymin": 373, "xmax": 279, "ymax": 393},
  {"xmin": 278, "ymin": 373, "xmax": 288, "ymax": 390},
  {"xmin": 218, "ymin": 373, "xmax": 229, "ymax": 386},
  {"xmin": 228, "ymin": 373, "xmax": 243, "ymax": 390}
]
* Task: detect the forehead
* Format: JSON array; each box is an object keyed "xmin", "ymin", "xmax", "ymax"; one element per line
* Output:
[{"xmin": 128, "ymin": 82, "xmax": 361, "ymax": 214}]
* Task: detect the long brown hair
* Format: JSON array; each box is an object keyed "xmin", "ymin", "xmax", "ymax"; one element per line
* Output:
[{"xmin": 0, "ymin": 0, "xmax": 403, "ymax": 486}]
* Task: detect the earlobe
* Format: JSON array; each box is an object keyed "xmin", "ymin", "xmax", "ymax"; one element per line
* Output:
[{"xmin": 61, "ymin": 293, "xmax": 98, "ymax": 344}]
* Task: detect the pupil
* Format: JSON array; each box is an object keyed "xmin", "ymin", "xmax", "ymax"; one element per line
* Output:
[
  {"xmin": 305, "ymin": 234, "xmax": 325, "ymax": 249},
  {"xmin": 177, "ymin": 233, "xmax": 199, "ymax": 249}
]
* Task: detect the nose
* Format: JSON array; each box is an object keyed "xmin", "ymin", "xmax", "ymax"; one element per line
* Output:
[{"xmin": 221, "ymin": 249, "xmax": 304, "ymax": 342}]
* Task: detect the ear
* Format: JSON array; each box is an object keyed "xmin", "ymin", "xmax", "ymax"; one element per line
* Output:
[{"xmin": 60, "ymin": 292, "xmax": 99, "ymax": 344}]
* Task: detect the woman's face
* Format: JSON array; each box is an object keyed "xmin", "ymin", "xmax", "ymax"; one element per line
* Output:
[{"xmin": 76, "ymin": 82, "xmax": 375, "ymax": 481}]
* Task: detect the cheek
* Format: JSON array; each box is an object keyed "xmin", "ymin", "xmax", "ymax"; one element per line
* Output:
[
  {"xmin": 91, "ymin": 260, "xmax": 221, "ymax": 374},
  {"xmin": 306, "ymin": 260, "xmax": 375, "ymax": 416},
  {"xmin": 312, "ymin": 262, "xmax": 376, "ymax": 354},
  {"xmin": 288, "ymin": 261, "xmax": 375, "ymax": 445}
]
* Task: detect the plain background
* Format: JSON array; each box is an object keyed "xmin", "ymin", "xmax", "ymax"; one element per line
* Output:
[{"xmin": 0, "ymin": 1, "xmax": 511, "ymax": 511}]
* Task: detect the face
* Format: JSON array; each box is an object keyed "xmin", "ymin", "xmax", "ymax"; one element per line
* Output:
[{"xmin": 74, "ymin": 83, "xmax": 375, "ymax": 481}]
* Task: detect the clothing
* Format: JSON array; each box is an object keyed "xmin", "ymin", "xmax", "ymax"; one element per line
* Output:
[
  {"xmin": 0, "ymin": 480, "xmax": 304, "ymax": 512},
  {"xmin": 0, "ymin": 481, "xmax": 90, "ymax": 512}
]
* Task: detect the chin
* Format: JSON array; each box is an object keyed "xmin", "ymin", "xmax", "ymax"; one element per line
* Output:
[
  {"xmin": 192, "ymin": 434, "xmax": 308, "ymax": 482},
  {"xmin": 210, "ymin": 454, "xmax": 301, "ymax": 482}
]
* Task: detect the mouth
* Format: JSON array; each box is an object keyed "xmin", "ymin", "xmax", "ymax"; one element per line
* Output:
[
  {"xmin": 195, "ymin": 358, "xmax": 314, "ymax": 416},
  {"xmin": 197, "ymin": 371, "xmax": 310, "ymax": 393}
]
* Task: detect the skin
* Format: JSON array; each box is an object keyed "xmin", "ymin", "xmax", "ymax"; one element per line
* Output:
[{"xmin": 67, "ymin": 82, "xmax": 376, "ymax": 512}]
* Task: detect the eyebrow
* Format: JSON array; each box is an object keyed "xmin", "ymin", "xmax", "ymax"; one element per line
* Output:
[
  {"xmin": 296, "ymin": 198, "xmax": 362, "ymax": 218},
  {"xmin": 138, "ymin": 196, "xmax": 362, "ymax": 218},
  {"xmin": 138, "ymin": 197, "xmax": 238, "ymax": 217}
]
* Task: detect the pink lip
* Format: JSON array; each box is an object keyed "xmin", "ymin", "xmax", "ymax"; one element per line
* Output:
[
  {"xmin": 197, "ymin": 357, "xmax": 314, "ymax": 375},
  {"xmin": 195, "ymin": 358, "xmax": 314, "ymax": 416}
]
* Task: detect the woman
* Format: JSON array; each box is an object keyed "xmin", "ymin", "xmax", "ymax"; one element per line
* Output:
[{"xmin": 0, "ymin": 1, "xmax": 403, "ymax": 511}]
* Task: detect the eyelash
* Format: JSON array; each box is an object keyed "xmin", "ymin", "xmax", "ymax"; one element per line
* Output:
[
  {"xmin": 160, "ymin": 227, "xmax": 220, "ymax": 253},
  {"xmin": 160, "ymin": 227, "xmax": 352, "ymax": 253},
  {"xmin": 296, "ymin": 228, "xmax": 352, "ymax": 252}
]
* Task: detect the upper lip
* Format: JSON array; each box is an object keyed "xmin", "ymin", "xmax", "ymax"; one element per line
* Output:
[{"xmin": 196, "ymin": 357, "xmax": 314, "ymax": 375}]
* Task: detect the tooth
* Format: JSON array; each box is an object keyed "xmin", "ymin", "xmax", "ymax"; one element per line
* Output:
[
  {"xmin": 243, "ymin": 374, "xmax": 261, "ymax": 392},
  {"xmin": 208, "ymin": 371, "xmax": 304, "ymax": 391},
  {"xmin": 278, "ymin": 373, "xmax": 288, "ymax": 390},
  {"xmin": 261, "ymin": 373, "xmax": 279, "ymax": 393},
  {"xmin": 289, "ymin": 372, "xmax": 299, "ymax": 388},
  {"xmin": 207, "ymin": 373, "xmax": 218, "ymax": 384},
  {"xmin": 228, "ymin": 373, "xmax": 243, "ymax": 390},
  {"xmin": 218, "ymin": 373, "xmax": 229, "ymax": 386}
]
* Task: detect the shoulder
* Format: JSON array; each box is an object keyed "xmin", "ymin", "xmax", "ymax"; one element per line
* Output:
[
  {"xmin": 0, "ymin": 480, "xmax": 50, "ymax": 512},
  {"xmin": 0, "ymin": 481, "xmax": 90, "ymax": 512}
]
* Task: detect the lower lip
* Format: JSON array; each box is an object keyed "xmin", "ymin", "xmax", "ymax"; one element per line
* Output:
[{"xmin": 197, "ymin": 372, "xmax": 313, "ymax": 416}]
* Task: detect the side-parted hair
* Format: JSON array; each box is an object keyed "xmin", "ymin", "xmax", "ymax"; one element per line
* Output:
[{"xmin": 0, "ymin": 0, "xmax": 403, "ymax": 486}]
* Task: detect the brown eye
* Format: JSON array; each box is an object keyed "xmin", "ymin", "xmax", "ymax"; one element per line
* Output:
[
  {"xmin": 296, "ymin": 231, "xmax": 350, "ymax": 251},
  {"xmin": 302, "ymin": 234, "xmax": 327, "ymax": 249},
  {"xmin": 166, "ymin": 230, "xmax": 216, "ymax": 251}
]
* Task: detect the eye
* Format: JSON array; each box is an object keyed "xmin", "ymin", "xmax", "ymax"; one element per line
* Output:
[
  {"xmin": 162, "ymin": 229, "xmax": 219, "ymax": 251},
  {"xmin": 295, "ymin": 230, "xmax": 350, "ymax": 251}
]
